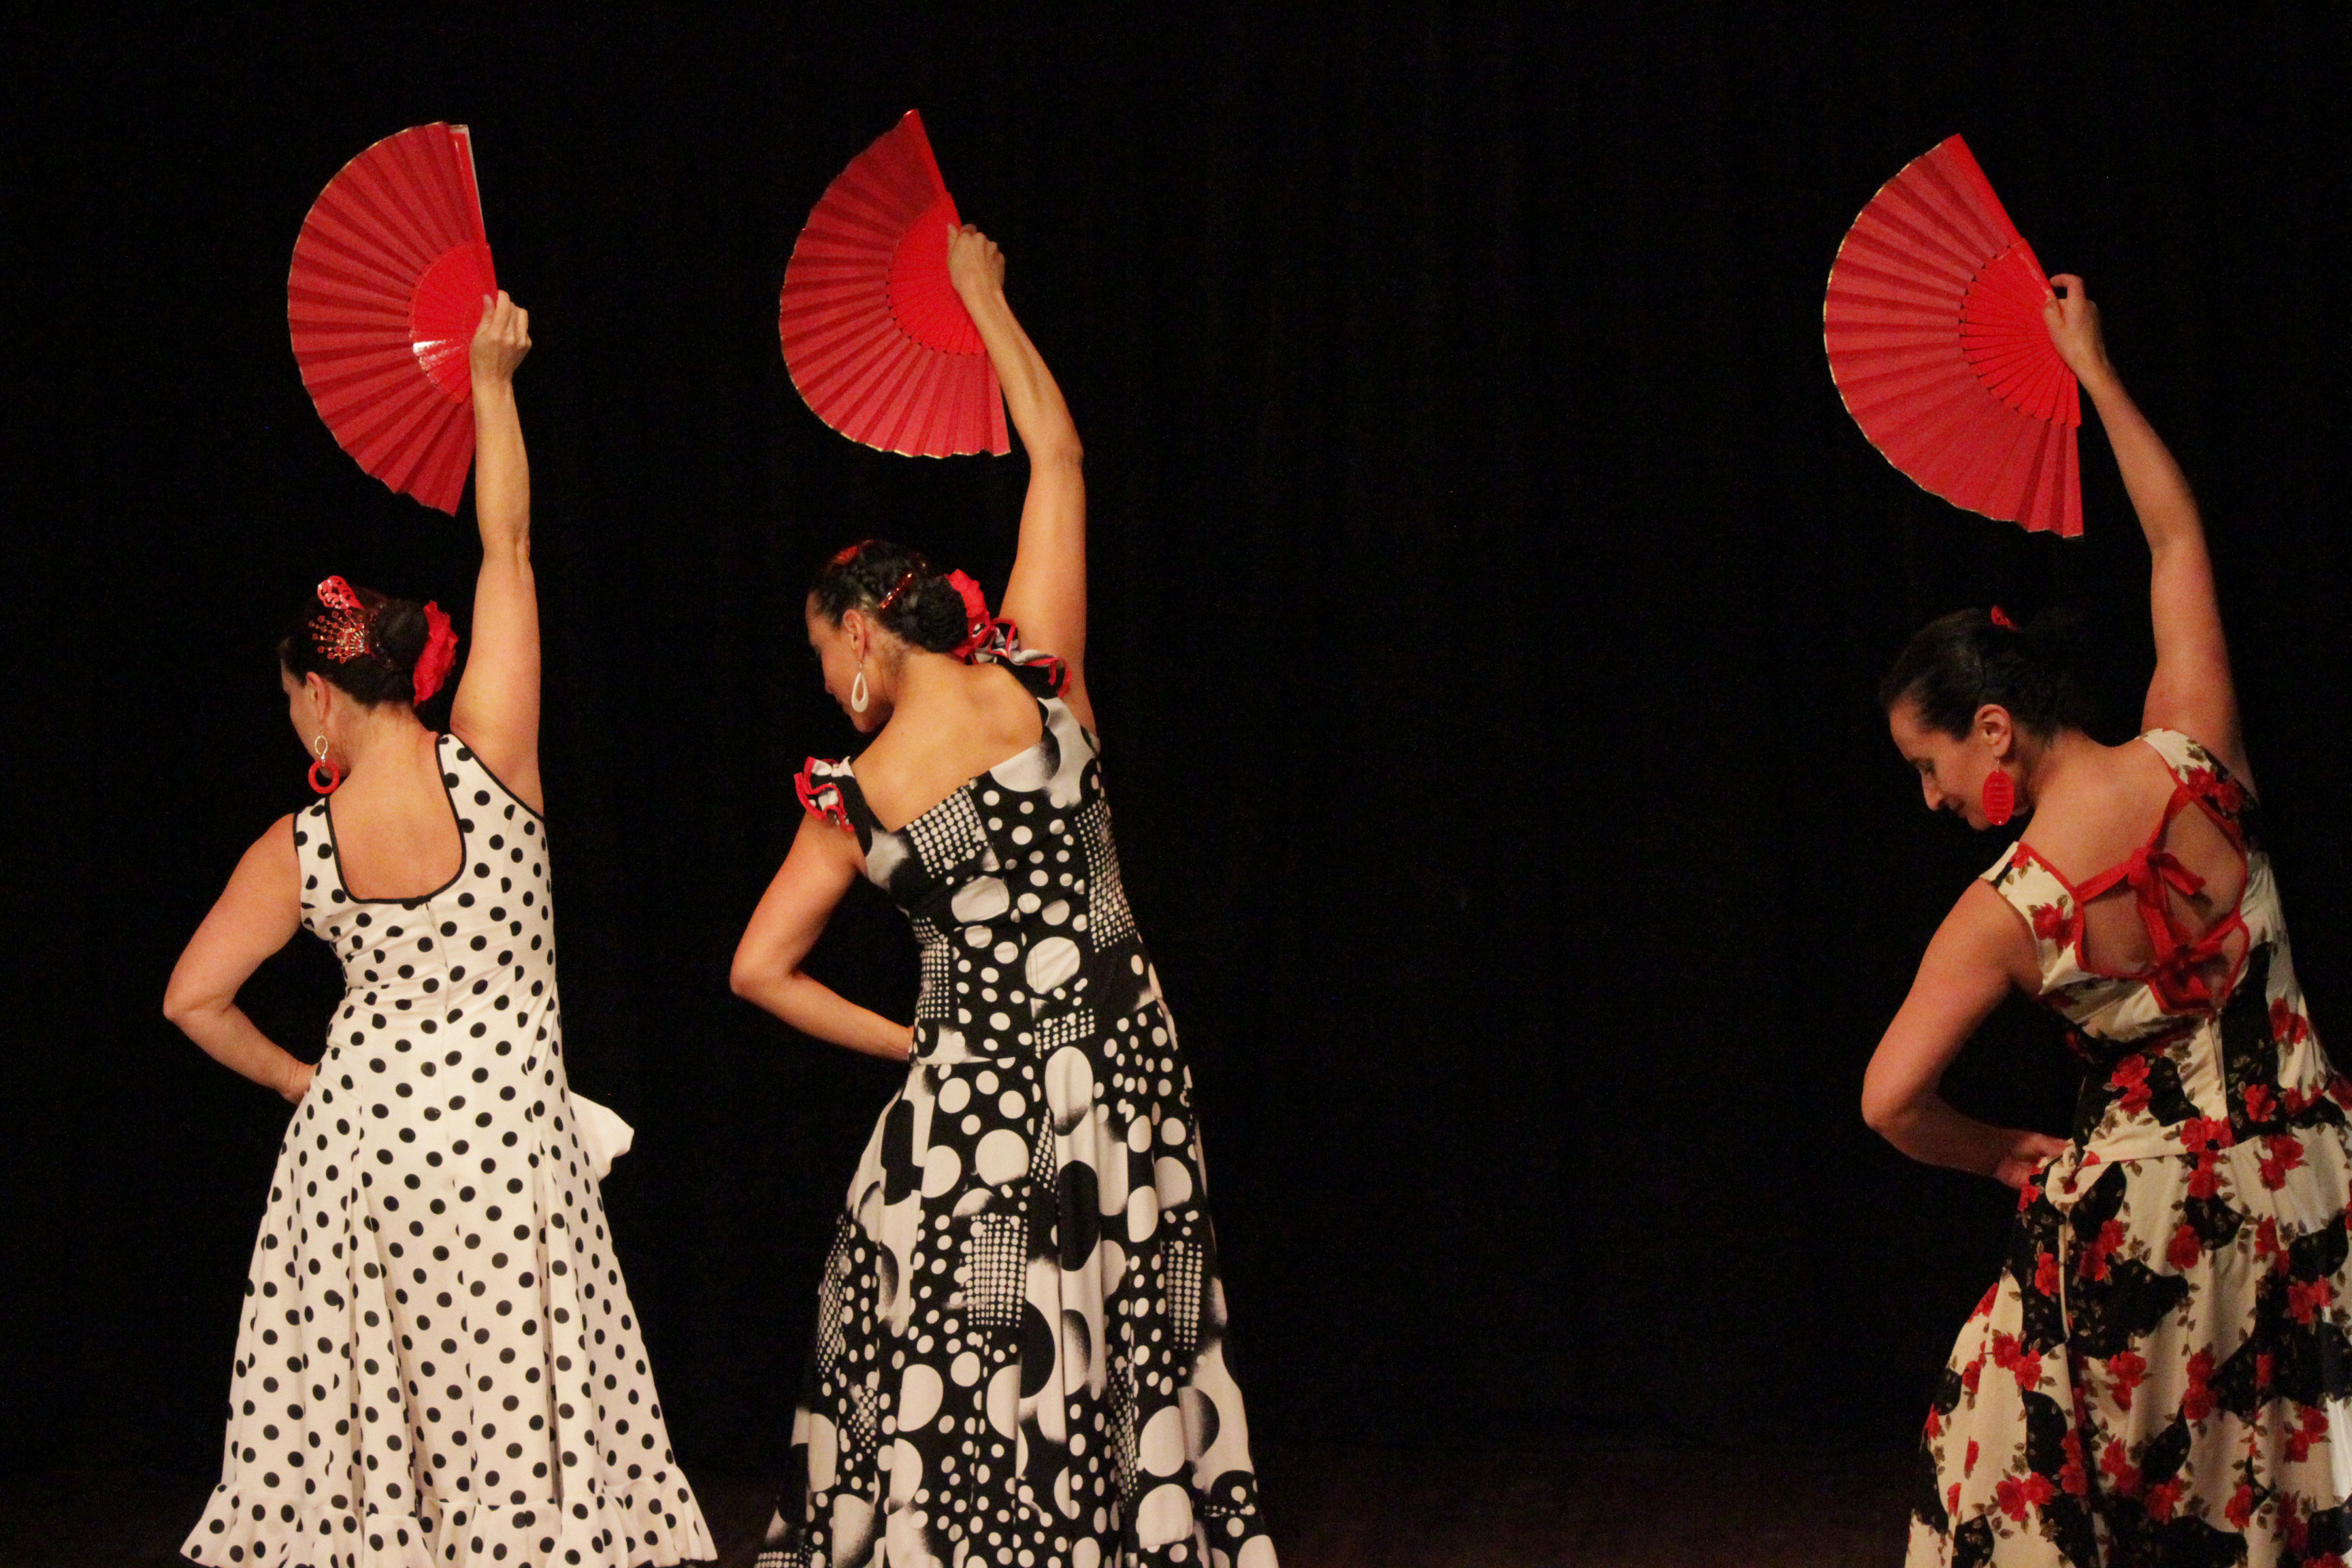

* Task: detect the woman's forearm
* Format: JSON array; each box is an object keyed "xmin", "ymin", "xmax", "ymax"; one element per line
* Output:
[
  {"xmin": 169, "ymin": 1000, "xmax": 311, "ymax": 1102},
  {"xmin": 2081, "ymin": 368, "xmax": 2203, "ymax": 559},
  {"xmin": 734, "ymin": 968, "xmax": 911, "ymax": 1062},
  {"xmin": 962, "ymin": 285, "xmax": 1082, "ymax": 466},
  {"xmin": 472, "ymin": 377, "xmax": 532, "ymax": 559},
  {"xmin": 1869, "ymin": 1092, "xmax": 2023, "ymax": 1179}
]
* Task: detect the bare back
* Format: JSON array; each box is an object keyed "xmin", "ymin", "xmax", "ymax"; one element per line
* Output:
[
  {"xmin": 853, "ymin": 660, "xmax": 1047, "ymax": 833},
  {"xmin": 2012, "ymin": 733, "xmax": 2250, "ymax": 984}
]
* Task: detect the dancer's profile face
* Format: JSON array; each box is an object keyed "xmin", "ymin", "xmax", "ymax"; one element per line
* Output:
[
  {"xmin": 1888, "ymin": 697, "xmax": 2004, "ymax": 829},
  {"xmin": 805, "ymin": 599, "xmax": 883, "ymax": 734}
]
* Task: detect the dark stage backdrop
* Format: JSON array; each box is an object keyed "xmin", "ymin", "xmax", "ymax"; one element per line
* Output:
[{"xmin": 7, "ymin": 4, "xmax": 2350, "ymax": 1480}]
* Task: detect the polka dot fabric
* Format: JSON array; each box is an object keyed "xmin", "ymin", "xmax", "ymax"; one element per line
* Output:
[
  {"xmin": 767, "ymin": 647, "xmax": 1277, "ymax": 1568},
  {"xmin": 185, "ymin": 736, "xmax": 714, "ymax": 1568}
]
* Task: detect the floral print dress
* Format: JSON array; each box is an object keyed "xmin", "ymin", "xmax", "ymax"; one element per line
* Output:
[
  {"xmin": 1912, "ymin": 730, "xmax": 2352, "ymax": 1567},
  {"xmin": 760, "ymin": 632, "xmax": 1277, "ymax": 1568}
]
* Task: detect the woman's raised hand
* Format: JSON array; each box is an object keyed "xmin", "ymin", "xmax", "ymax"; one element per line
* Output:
[
  {"xmin": 947, "ymin": 224, "xmax": 1006, "ymax": 303},
  {"xmin": 2042, "ymin": 274, "xmax": 2113, "ymax": 388},
  {"xmin": 470, "ymin": 291, "xmax": 532, "ymax": 386}
]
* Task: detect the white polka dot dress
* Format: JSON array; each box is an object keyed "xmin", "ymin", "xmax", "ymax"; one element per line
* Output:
[
  {"xmin": 184, "ymin": 736, "xmax": 714, "ymax": 1568},
  {"xmin": 769, "ymin": 638, "xmax": 1277, "ymax": 1568}
]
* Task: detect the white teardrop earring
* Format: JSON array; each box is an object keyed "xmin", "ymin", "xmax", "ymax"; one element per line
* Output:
[{"xmin": 850, "ymin": 668, "xmax": 870, "ymax": 714}]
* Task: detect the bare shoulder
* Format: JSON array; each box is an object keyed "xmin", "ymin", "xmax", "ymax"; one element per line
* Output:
[{"xmin": 1936, "ymin": 877, "xmax": 2040, "ymax": 991}]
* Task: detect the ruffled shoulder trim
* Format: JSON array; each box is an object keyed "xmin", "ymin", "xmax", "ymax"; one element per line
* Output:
[
  {"xmin": 795, "ymin": 756, "xmax": 860, "ymax": 834},
  {"xmin": 967, "ymin": 617, "xmax": 1068, "ymax": 698}
]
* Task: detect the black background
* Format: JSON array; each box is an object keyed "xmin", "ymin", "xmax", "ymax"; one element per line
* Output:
[{"xmin": 6, "ymin": 3, "xmax": 2350, "ymax": 1487}]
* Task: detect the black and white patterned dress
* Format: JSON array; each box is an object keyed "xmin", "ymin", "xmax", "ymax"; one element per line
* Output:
[
  {"xmin": 184, "ymin": 734, "xmax": 713, "ymax": 1568},
  {"xmin": 764, "ymin": 637, "xmax": 1277, "ymax": 1568}
]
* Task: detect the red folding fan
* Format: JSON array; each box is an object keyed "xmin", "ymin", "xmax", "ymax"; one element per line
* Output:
[
  {"xmin": 1825, "ymin": 135, "xmax": 2081, "ymax": 537},
  {"xmin": 288, "ymin": 124, "xmax": 496, "ymax": 514},
  {"xmin": 780, "ymin": 111, "xmax": 1009, "ymax": 458}
]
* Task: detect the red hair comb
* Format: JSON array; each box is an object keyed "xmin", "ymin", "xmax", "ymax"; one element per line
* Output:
[{"xmin": 312, "ymin": 576, "xmax": 372, "ymax": 663}]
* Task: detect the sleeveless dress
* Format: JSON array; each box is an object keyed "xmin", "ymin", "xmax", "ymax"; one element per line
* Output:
[
  {"xmin": 1910, "ymin": 730, "xmax": 2352, "ymax": 1567},
  {"xmin": 184, "ymin": 735, "xmax": 714, "ymax": 1568},
  {"xmin": 760, "ymin": 638, "xmax": 1277, "ymax": 1568}
]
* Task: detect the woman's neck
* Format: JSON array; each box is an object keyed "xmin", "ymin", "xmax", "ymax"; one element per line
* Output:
[
  {"xmin": 337, "ymin": 703, "xmax": 433, "ymax": 780},
  {"xmin": 2016, "ymin": 727, "xmax": 2100, "ymax": 813}
]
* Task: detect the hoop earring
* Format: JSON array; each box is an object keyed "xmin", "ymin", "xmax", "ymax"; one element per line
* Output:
[
  {"xmin": 850, "ymin": 669, "xmax": 870, "ymax": 715},
  {"xmin": 308, "ymin": 734, "xmax": 342, "ymax": 796},
  {"xmin": 1982, "ymin": 766, "xmax": 2015, "ymax": 826}
]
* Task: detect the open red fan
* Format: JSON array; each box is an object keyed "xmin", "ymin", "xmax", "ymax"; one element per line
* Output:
[
  {"xmin": 1825, "ymin": 135, "xmax": 2081, "ymax": 537},
  {"xmin": 780, "ymin": 110, "xmax": 1009, "ymax": 457},
  {"xmin": 288, "ymin": 123, "xmax": 496, "ymax": 514}
]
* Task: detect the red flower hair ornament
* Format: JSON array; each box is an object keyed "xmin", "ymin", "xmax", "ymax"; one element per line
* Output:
[
  {"xmin": 310, "ymin": 575, "xmax": 461, "ymax": 705},
  {"xmin": 413, "ymin": 602, "xmax": 459, "ymax": 703},
  {"xmin": 943, "ymin": 570, "xmax": 995, "ymax": 659}
]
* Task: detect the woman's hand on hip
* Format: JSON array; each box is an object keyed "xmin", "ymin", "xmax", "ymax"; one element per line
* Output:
[{"xmin": 1994, "ymin": 1130, "xmax": 2070, "ymax": 1190}]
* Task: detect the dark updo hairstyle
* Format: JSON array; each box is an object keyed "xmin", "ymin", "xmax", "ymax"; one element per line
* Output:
[
  {"xmin": 808, "ymin": 539, "xmax": 977, "ymax": 655},
  {"xmin": 1878, "ymin": 606, "xmax": 2096, "ymax": 740},
  {"xmin": 278, "ymin": 581, "xmax": 431, "ymax": 707}
]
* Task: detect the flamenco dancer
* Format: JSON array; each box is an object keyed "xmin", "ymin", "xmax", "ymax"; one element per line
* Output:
[
  {"xmin": 731, "ymin": 227, "xmax": 1277, "ymax": 1568},
  {"xmin": 164, "ymin": 295, "xmax": 713, "ymax": 1568},
  {"xmin": 1869, "ymin": 278, "xmax": 2352, "ymax": 1563}
]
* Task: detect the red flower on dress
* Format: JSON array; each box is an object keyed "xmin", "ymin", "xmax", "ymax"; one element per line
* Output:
[
  {"xmin": 2076, "ymin": 1220, "xmax": 2127, "ymax": 1283},
  {"xmin": 2287, "ymin": 1403, "xmax": 2332, "ymax": 1463},
  {"xmin": 1961, "ymin": 1350, "xmax": 1985, "ymax": 1395},
  {"xmin": 2035, "ymin": 1251, "xmax": 2062, "ymax": 1297},
  {"xmin": 2244, "ymin": 1082, "xmax": 2278, "ymax": 1124},
  {"xmin": 2259, "ymin": 1133, "xmax": 2307, "ymax": 1191},
  {"xmin": 2187, "ymin": 1154, "xmax": 2223, "ymax": 1200},
  {"xmin": 2058, "ymin": 1429, "xmax": 2089, "ymax": 1496},
  {"xmin": 2106, "ymin": 1352, "xmax": 2149, "ymax": 1411},
  {"xmin": 1923, "ymin": 1405, "xmax": 1943, "ymax": 1439},
  {"xmin": 2146, "ymin": 1477, "xmax": 2185, "ymax": 1522},
  {"xmin": 1947, "ymin": 1484, "xmax": 1961, "ymax": 1521},
  {"xmin": 1965, "ymin": 1439, "xmax": 1980, "ymax": 1476},
  {"xmin": 2289, "ymin": 1277, "xmax": 2337, "ymax": 1326},
  {"xmin": 1995, "ymin": 1472, "xmax": 2057, "ymax": 1521},
  {"xmin": 2180, "ymin": 1117, "xmax": 2235, "ymax": 1156},
  {"xmin": 1991, "ymin": 1332, "xmax": 2042, "ymax": 1392},
  {"xmin": 1970, "ymin": 1283, "xmax": 1999, "ymax": 1320},
  {"xmin": 2273, "ymin": 1001, "xmax": 2313, "ymax": 1049},
  {"xmin": 2031, "ymin": 901, "xmax": 2077, "ymax": 945},
  {"xmin": 2259, "ymin": 1352, "xmax": 2277, "ymax": 1393},
  {"xmin": 2168, "ymin": 1222, "xmax": 2204, "ymax": 1271},
  {"xmin": 2109, "ymin": 1054, "xmax": 2154, "ymax": 1115},
  {"xmin": 2183, "ymin": 1350, "xmax": 2217, "ymax": 1422},
  {"xmin": 2100, "ymin": 1437, "xmax": 2143, "ymax": 1498},
  {"xmin": 412, "ymin": 602, "xmax": 459, "ymax": 702},
  {"xmin": 2227, "ymin": 1482, "xmax": 2259, "ymax": 1530}
]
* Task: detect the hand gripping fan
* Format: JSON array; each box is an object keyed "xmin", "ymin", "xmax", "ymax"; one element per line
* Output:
[
  {"xmin": 779, "ymin": 110, "xmax": 1009, "ymax": 457},
  {"xmin": 288, "ymin": 124, "xmax": 497, "ymax": 514},
  {"xmin": 1825, "ymin": 135, "xmax": 2082, "ymax": 538}
]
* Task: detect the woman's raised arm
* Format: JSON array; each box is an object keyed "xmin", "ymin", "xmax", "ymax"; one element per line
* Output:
[
  {"xmin": 447, "ymin": 293, "xmax": 542, "ymax": 808},
  {"xmin": 2044, "ymin": 276, "xmax": 2247, "ymax": 783},
  {"xmin": 947, "ymin": 227, "xmax": 1094, "ymax": 732}
]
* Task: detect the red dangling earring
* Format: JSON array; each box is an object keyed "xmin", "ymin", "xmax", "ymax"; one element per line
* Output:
[
  {"xmin": 308, "ymin": 735, "xmax": 342, "ymax": 795},
  {"xmin": 1981, "ymin": 766, "xmax": 2016, "ymax": 826}
]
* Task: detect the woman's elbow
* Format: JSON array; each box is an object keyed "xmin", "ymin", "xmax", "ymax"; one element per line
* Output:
[
  {"xmin": 1859, "ymin": 1078, "xmax": 1910, "ymax": 1139},
  {"xmin": 162, "ymin": 983, "xmax": 208, "ymax": 1033},
  {"xmin": 728, "ymin": 950, "xmax": 780, "ymax": 1002}
]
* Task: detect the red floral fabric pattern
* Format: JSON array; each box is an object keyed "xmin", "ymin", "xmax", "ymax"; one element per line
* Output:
[{"xmin": 1911, "ymin": 732, "xmax": 2352, "ymax": 1566}]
